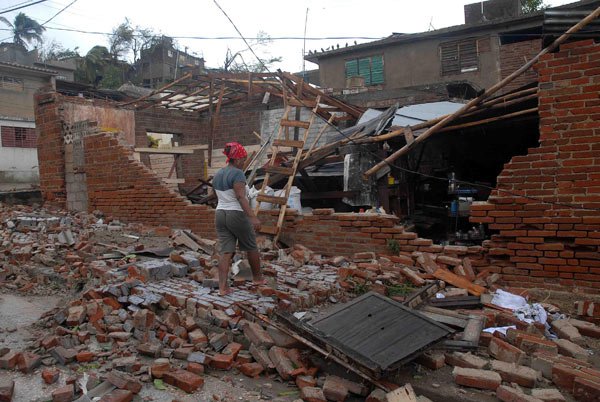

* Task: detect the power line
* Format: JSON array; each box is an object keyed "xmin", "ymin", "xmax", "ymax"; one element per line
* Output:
[
  {"xmin": 0, "ymin": 0, "xmax": 49, "ymax": 15},
  {"xmin": 41, "ymin": 0, "xmax": 77, "ymax": 26},
  {"xmin": 212, "ymin": 0, "xmax": 266, "ymax": 71},
  {"xmin": 0, "ymin": 0, "xmax": 38, "ymax": 13}
]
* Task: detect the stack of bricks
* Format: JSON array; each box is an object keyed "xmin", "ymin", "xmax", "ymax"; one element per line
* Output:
[{"xmin": 470, "ymin": 39, "xmax": 600, "ymax": 293}]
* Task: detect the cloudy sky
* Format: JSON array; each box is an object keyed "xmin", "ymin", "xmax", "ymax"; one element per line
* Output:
[{"xmin": 0, "ymin": 0, "xmax": 577, "ymax": 72}]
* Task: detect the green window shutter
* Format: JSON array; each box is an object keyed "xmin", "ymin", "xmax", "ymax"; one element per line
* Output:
[
  {"xmin": 345, "ymin": 59, "xmax": 358, "ymax": 78},
  {"xmin": 371, "ymin": 55, "xmax": 384, "ymax": 84},
  {"xmin": 358, "ymin": 57, "xmax": 371, "ymax": 85}
]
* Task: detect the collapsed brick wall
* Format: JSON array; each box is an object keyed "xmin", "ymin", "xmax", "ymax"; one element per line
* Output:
[
  {"xmin": 83, "ymin": 132, "xmax": 216, "ymax": 239},
  {"xmin": 35, "ymin": 91, "xmax": 67, "ymax": 206},
  {"xmin": 500, "ymin": 39, "xmax": 541, "ymax": 93},
  {"xmin": 471, "ymin": 39, "xmax": 600, "ymax": 292}
]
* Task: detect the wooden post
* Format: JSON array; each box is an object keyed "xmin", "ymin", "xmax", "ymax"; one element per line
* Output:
[
  {"xmin": 363, "ymin": 6, "xmax": 600, "ymax": 179},
  {"xmin": 208, "ymin": 78, "xmax": 215, "ymax": 167}
]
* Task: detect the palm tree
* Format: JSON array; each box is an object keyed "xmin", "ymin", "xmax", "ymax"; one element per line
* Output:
[
  {"xmin": 0, "ymin": 13, "xmax": 45, "ymax": 49},
  {"xmin": 78, "ymin": 45, "xmax": 110, "ymax": 86}
]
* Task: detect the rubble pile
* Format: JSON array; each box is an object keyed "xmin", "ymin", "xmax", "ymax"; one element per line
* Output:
[{"xmin": 1, "ymin": 201, "xmax": 600, "ymax": 401}]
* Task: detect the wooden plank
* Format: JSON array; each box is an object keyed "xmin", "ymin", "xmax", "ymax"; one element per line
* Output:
[
  {"xmin": 273, "ymin": 139, "xmax": 305, "ymax": 148},
  {"xmin": 259, "ymin": 225, "xmax": 279, "ymax": 235},
  {"xmin": 162, "ymin": 178, "xmax": 185, "ymax": 184},
  {"xmin": 256, "ymin": 194, "xmax": 287, "ymax": 205},
  {"xmin": 287, "ymin": 98, "xmax": 317, "ymax": 108},
  {"xmin": 419, "ymin": 311, "xmax": 468, "ymax": 328},
  {"xmin": 462, "ymin": 257, "xmax": 476, "ymax": 281},
  {"xmin": 176, "ymin": 144, "xmax": 209, "ymax": 150},
  {"xmin": 280, "ymin": 119, "xmax": 310, "ymax": 129},
  {"xmin": 404, "ymin": 126, "xmax": 414, "ymax": 145},
  {"xmin": 264, "ymin": 165, "xmax": 295, "ymax": 176},
  {"xmin": 134, "ymin": 147, "xmax": 194, "ymax": 154},
  {"xmin": 432, "ymin": 268, "xmax": 486, "ymax": 296}
]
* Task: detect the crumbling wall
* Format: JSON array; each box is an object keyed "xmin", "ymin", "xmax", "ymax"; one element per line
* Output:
[
  {"xmin": 83, "ymin": 132, "xmax": 216, "ymax": 239},
  {"xmin": 471, "ymin": 39, "xmax": 600, "ymax": 292},
  {"xmin": 35, "ymin": 91, "xmax": 66, "ymax": 206},
  {"xmin": 500, "ymin": 39, "xmax": 541, "ymax": 93}
]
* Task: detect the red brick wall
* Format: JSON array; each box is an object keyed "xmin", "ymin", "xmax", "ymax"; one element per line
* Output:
[
  {"xmin": 500, "ymin": 39, "xmax": 541, "ymax": 93},
  {"xmin": 35, "ymin": 91, "xmax": 66, "ymax": 207},
  {"xmin": 471, "ymin": 39, "xmax": 600, "ymax": 293},
  {"xmin": 83, "ymin": 132, "xmax": 216, "ymax": 239}
]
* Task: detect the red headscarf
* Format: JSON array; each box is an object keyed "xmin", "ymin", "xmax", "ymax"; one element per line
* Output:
[{"xmin": 223, "ymin": 142, "xmax": 248, "ymax": 163}]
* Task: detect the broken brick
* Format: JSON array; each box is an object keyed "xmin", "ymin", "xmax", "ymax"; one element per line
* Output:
[
  {"xmin": 0, "ymin": 351, "xmax": 20, "ymax": 370},
  {"xmin": 106, "ymin": 370, "xmax": 142, "ymax": 394},
  {"xmin": 489, "ymin": 337, "xmax": 525, "ymax": 364},
  {"xmin": 42, "ymin": 368, "xmax": 60, "ymax": 384},
  {"xmin": 496, "ymin": 385, "xmax": 543, "ymax": 402},
  {"xmin": 268, "ymin": 346, "xmax": 295, "ymax": 380},
  {"xmin": 162, "ymin": 369, "xmax": 204, "ymax": 393},
  {"xmin": 239, "ymin": 362, "xmax": 264, "ymax": 378},
  {"xmin": 186, "ymin": 362, "xmax": 204, "ymax": 375},
  {"xmin": 296, "ymin": 375, "xmax": 317, "ymax": 389},
  {"xmin": 150, "ymin": 359, "xmax": 170, "ymax": 379},
  {"xmin": 491, "ymin": 360, "xmax": 538, "ymax": 388},
  {"xmin": 300, "ymin": 387, "xmax": 327, "ymax": 402},
  {"xmin": 209, "ymin": 353, "xmax": 234, "ymax": 370},
  {"xmin": 573, "ymin": 377, "xmax": 600, "ymax": 402},
  {"xmin": 444, "ymin": 352, "xmax": 488, "ymax": 369},
  {"xmin": 243, "ymin": 322, "xmax": 275, "ymax": 348},
  {"xmin": 415, "ymin": 351, "xmax": 445, "ymax": 370},
  {"xmin": 187, "ymin": 328, "xmax": 208, "ymax": 345},
  {"xmin": 17, "ymin": 352, "xmax": 41, "ymax": 374},
  {"xmin": 98, "ymin": 389, "xmax": 133, "ymax": 402},
  {"xmin": 323, "ymin": 376, "xmax": 349, "ymax": 401},
  {"xmin": 0, "ymin": 380, "xmax": 14, "ymax": 402},
  {"xmin": 452, "ymin": 367, "xmax": 502, "ymax": 390},
  {"xmin": 530, "ymin": 388, "xmax": 566, "ymax": 402},
  {"xmin": 52, "ymin": 384, "xmax": 74, "ymax": 402},
  {"xmin": 76, "ymin": 351, "xmax": 95, "ymax": 363}
]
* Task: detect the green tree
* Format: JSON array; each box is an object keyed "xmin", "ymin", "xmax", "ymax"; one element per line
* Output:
[
  {"xmin": 39, "ymin": 40, "xmax": 80, "ymax": 61},
  {"xmin": 76, "ymin": 45, "xmax": 110, "ymax": 86},
  {"xmin": 521, "ymin": 0, "xmax": 546, "ymax": 13},
  {"xmin": 0, "ymin": 12, "xmax": 45, "ymax": 49},
  {"xmin": 108, "ymin": 18, "xmax": 134, "ymax": 60}
]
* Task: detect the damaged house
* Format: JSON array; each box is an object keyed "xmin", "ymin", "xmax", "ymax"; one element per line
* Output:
[
  {"xmin": 1, "ymin": 2, "xmax": 600, "ymax": 402},
  {"xmin": 33, "ymin": 0, "xmax": 600, "ymax": 295}
]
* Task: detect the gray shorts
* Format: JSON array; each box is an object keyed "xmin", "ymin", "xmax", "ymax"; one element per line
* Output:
[{"xmin": 215, "ymin": 209, "xmax": 258, "ymax": 253}]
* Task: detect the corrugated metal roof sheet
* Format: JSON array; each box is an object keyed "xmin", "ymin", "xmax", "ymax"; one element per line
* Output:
[{"xmin": 358, "ymin": 101, "xmax": 464, "ymax": 128}]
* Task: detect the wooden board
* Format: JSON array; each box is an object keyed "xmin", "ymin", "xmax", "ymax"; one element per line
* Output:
[
  {"xmin": 432, "ymin": 268, "xmax": 486, "ymax": 296},
  {"xmin": 134, "ymin": 147, "xmax": 194, "ymax": 154}
]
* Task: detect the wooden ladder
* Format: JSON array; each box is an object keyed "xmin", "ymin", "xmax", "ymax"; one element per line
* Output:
[{"xmin": 254, "ymin": 95, "xmax": 321, "ymax": 243}]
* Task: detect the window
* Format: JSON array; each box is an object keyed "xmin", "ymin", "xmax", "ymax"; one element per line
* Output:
[
  {"xmin": 167, "ymin": 50, "xmax": 173, "ymax": 58},
  {"xmin": 440, "ymin": 38, "xmax": 479, "ymax": 75},
  {"xmin": 1, "ymin": 126, "xmax": 37, "ymax": 148},
  {"xmin": 0, "ymin": 76, "xmax": 24, "ymax": 92},
  {"xmin": 345, "ymin": 55, "xmax": 384, "ymax": 86}
]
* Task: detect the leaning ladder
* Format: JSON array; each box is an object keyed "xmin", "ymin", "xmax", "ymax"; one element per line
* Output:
[{"xmin": 254, "ymin": 95, "xmax": 321, "ymax": 244}]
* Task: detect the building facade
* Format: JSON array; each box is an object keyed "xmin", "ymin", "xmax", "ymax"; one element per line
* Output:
[{"xmin": 0, "ymin": 61, "xmax": 57, "ymax": 189}]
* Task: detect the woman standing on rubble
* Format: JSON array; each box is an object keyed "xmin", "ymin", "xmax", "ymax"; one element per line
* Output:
[{"xmin": 213, "ymin": 142, "xmax": 266, "ymax": 296}]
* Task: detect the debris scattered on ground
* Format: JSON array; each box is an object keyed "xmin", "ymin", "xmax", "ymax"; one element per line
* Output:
[{"xmin": 1, "ymin": 201, "xmax": 600, "ymax": 401}]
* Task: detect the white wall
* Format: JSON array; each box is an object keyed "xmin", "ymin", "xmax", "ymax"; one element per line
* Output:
[{"xmin": 0, "ymin": 119, "xmax": 39, "ymax": 186}]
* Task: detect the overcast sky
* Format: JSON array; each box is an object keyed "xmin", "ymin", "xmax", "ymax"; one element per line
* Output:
[{"xmin": 0, "ymin": 0, "xmax": 577, "ymax": 72}]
